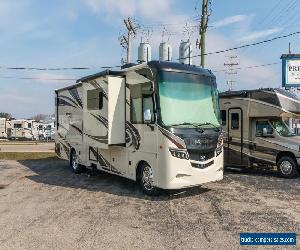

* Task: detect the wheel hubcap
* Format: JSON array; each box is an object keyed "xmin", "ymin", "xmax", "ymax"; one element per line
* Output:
[
  {"xmin": 280, "ymin": 161, "xmax": 293, "ymax": 175},
  {"xmin": 72, "ymin": 153, "xmax": 78, "ymax": 170},
  {"xmin": 142, "ymin": 166, "xmax": 154, "ymax": 191}
]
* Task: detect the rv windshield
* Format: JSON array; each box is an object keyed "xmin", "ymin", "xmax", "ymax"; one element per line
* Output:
[
  {"xmin": 158, "ymin": 71, "xmax": 220, "ymax": 128},
  {"xmin": 270, "ymin": 119, "xmax": 296, "ymax": 137}
]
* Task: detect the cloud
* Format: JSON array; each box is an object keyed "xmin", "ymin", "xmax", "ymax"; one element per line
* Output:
[
  {"xmin": 211, "ymin": 15, "xmax": 250, "ymax": 29},
  {"xmin": 83, "ymin": 0, "xmax": 172, "ymax": 20},
  {"xmin": 238, "ymin": 28, "xmax": 283, "ymax": 43},
  {"xmin": 30, "ymin": 73, "xmax": 77, "ymax": 85}
]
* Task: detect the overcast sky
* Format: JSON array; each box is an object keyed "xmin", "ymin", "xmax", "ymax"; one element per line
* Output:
[{"xmin": 0, "ymin": 0, "xmax": 299, "ymax": 118}]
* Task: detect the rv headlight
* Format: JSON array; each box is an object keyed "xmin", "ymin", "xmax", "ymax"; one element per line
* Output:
[
  {"xmin": 169, "ymin": 148, "xmax": 189, "ymax": 160},
  {"xmin": 217, "ymin": 133, "xmax": 223, "ymax": 147}
]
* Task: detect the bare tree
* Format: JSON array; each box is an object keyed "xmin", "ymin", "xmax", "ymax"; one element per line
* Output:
[
  {"xmin": 30, "ymin": 114, "xmax": 48, "ymax": 121},
  {"xmin": 0, "ymin": 112, "xmax": 12, "ymax": 119}
]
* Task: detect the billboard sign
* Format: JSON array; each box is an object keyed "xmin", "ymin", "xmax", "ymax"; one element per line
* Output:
[{"xmin": 282, "ymin": 54, "xmax": 300, "ymax": 88}]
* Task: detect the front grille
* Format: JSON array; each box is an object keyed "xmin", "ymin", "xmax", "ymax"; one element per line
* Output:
[
  {"xmin": 188, "ymin": 150, "xmax": 215, "ymax": 162},
  {"xmin": 191, "ymin": 160, "xmax": 214, "ymax": 169}
]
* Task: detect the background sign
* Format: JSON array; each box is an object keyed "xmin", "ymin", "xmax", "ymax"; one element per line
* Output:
[{"xmin": 282, "ymin": 54, "xmax": 300, "ymax": 88}]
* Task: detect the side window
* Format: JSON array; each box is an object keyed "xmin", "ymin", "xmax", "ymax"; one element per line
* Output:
[
  {"xmin": 28, "ymin": 123, "xmax": 32, "ymax": 129},
  {"xmin": 131, "ymin": 98, "xmax": 142, "ymax": 123},
  {"xmin": 221, "ymin": 110, "xmax": 227, "ymax": 126},
  {"xmin": 256, "ymin": 121, "xmax": 273, "ymax": 137},
  {"xmin": 131, "ymin": 96, "xmax": 155, "ymax": 124},
  {"xmin": 130, "ymin": 80, "xmax": 154, "ymax": 124},
  {"xmin": 87, "ymin": 89, "xmax": 103, "ymax": 110},
  {"xmin": 231, "ymin": 113, "xmax": 239, "ymax": 129},
  {"xmin": 142, "ymin": 95, "xmax": 155, "ymax": 123}
]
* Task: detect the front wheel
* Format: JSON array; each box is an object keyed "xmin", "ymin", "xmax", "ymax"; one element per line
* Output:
[
  {"xmin": 70, "ymin": 150, "xmax": 84, "ymax": 174},
  {"xmin": 277, "ymin": 156, "xmax": 298, "ymax": 178},
  {"xmin": 138, "ymin": 163, "xmax": 160, "ymax": 196}
]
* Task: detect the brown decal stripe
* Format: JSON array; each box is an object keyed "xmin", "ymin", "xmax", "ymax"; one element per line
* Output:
[
  {"xmin": 59, "ymin": 95, "xmax": 81, "ymax": 108},
  {"xmin": 68, "ymin": 88, "xmax": 82, "ymax": 108},
  {"xmin": 90, "ymin": 147, "xmax": 122, "ymax": 175},
  {"xmin": 90, "ymin": 113, "xmax": 108, "ymax": 128},
  {"xmin": 89, "ymin": 80, "xmax": 101, "ymax": 89},
  {"xmin": 70, "ymin": 124, "xmax": 83, "ymax": 135},
  {"xmin": 57, "ymin": 97, "xmax": 77, "ymax": 109},
  {"xmin": 85, "ymin": 133, "xmax": 108, "ymax": 144},
  {"xmin": 125, "ymin": 122, "xmax": 141, "ymax": 150},
  {"xmin": 158, "ymin": 126, "xmax": 185, "ymax": 149}
]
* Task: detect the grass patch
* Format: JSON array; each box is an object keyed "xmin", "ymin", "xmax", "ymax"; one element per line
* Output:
[{"xmin": 0, "ymin": 152, "xmax": 57, "ymax": 160}]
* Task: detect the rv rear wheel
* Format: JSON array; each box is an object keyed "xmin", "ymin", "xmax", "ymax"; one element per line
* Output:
[
  {"xmin": 138, "ymin": 163, "xmax": 160, "ymax": 196},
  {"xmin": 277, "ymin": 156, "xmax": 298, "ymax": 178},
  {"xmin": 70, "ymin": 150, "xmax": 84, "ymax": 174}
]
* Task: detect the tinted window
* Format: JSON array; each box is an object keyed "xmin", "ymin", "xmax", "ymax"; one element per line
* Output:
[
  {"xmin": 87, "ymin": 89, "xmax": 103, "ymax": 110},
  {"xmin": 256, "ymin": 121, "xmax": 273, "ymax": 137},
  {"xmin": 14, "ymin": 124, "xmax": 22, "ymax": 128},
  {"xmin": 231, "ymin": 113, "xmax": 239, "ymax": 129},
  {"xmin": 131, "ymin": 96, "xmax": 155, "ymax": 124},
  {"xmin": 221, "ymin": 110, "xmax": 226, "ymax": 126},
  {"xmin": 131, "ymin": 98, "xmax": 142, "ymax": 123},
  {"xmin": 143, "ymin": 96, "xmax": 155, "ymax": 123},
  {"xmin": 28, "ymin": 123, "xmax": 32, "ymax": 128}
]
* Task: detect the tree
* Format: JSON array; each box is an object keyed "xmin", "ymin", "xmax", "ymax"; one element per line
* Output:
[
  {"xmin": 0, "ymin": 112, "xmax": 12, "ymax": 119},
  {"xmin": 30, "ymin": 114, "xmax": 48, "ymax": 121}
]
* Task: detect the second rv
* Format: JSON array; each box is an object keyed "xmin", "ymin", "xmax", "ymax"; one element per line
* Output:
[{"xmin": 220, "ymin": 88, "xmax": 300, "ymax": 178}]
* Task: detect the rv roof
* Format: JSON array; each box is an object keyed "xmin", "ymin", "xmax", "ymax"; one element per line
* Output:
[
  {"xmin": 76, "ymin": 61, "xmax": 214, "ymax": 83},
  {"xmin": 76, "ymin": 69, "xmax": 122, "ymax": 83},
  {"xmin": 220, "ymin": 88, "xmax": 300, "ymax": 100}
]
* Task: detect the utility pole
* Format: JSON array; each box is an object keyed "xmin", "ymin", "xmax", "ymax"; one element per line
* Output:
[
  {"xmin": 224, "ymin": 55, "xmax": 239, "ymax": 91},
  {"xmin": 122, "ymin": 17, "xmax": 136, "ymax": 64},
  {"xmin": 197, "ymin": 0, "xmax": 211, "ymax": 68}
]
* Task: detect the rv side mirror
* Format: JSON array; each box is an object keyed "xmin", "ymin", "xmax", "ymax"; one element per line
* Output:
[{"xmin": 143, "ymin": 109, "xmax": 152, "ymax": 124}]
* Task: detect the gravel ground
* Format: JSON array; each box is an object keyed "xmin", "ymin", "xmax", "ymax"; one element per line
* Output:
[{"xmin": 0, "ymin": 158, "xmax": 299, "ymax": 250}]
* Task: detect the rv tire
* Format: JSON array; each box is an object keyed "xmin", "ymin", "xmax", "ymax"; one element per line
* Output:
[
  {"xmin": 70, "ymin": 149, "xmax": 84, "ymax": 174},
  {"xmin": 138, "ymin": 163, "xmax": 160, "ymax": 196},
  {"xmin": 277, "ymin": 156, "xmax": 298, "ymax": 178}
]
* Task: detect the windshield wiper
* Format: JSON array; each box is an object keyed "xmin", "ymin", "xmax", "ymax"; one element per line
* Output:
[
  {"xmin": 196, "ymin": 122, "xmax": 221, "ymax": 131},
  {"xmin": 171, "ymin": 122, "xmax": 199, "ymax": 128}
]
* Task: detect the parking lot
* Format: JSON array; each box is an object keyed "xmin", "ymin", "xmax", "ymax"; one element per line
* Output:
[{"xmin": 0, "ymin": 158, "xmax": 299, "ymax": 250}]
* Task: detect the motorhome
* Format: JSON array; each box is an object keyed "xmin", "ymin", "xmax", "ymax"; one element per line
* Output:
[
  {"xmin": 220, "ymin": 88, "xmax": 300, "ymax": 178},
  {"xmin": 55, "ymin": 61, "xmax": 224, "ymax": 195},
  {"xmin": 0, "ymin": 118, "xmax": 7, "ymax": 139},
  {"xmin": 11, "ymin": 119, "xmax": 35, "ymax": 140}
]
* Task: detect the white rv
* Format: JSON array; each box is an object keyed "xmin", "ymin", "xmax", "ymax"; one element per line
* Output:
[
  {"xmin": 55, "ymin": 61, "xmax": 224, "ymax": 195},
  {"xmin": 11, "ymin": 119, "xmax": 35, "ymax": 140},
  {"xmin": 0, "ymin": 118, "xmax": 7, "ymax": 139},
  {"xmin": 220, "ymin": 88, "xmax": 300, "ymax": 178}
]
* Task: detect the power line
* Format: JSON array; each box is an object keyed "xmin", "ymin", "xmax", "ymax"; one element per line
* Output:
[
  {"xmin": 0, "ymin": 61, "xmax": 282, "ymax": 81},
  {"xmin": 0, "ymin": 76, "xmax": 77, "ymax": 81},
  {"xmin": 178, "ymin": 31, "xmax": 300, "ymax": 60},
  {"xmin": 0, "ymin": 65, "xmax": 121, "ymax": 71},
  {"xmin": 213, "ymin": 61, "xmax": 281, "ymax": 73}
]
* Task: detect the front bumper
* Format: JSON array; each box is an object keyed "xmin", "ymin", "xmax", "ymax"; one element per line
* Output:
[{"xmin": 159, "ymin": 151, "xmax": 224, "ymax": 190}]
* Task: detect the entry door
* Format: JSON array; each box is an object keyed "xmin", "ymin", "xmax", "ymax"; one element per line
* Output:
[{"xmin": 227, "ymin": 108, "xmax": 244, "ymax": 165}]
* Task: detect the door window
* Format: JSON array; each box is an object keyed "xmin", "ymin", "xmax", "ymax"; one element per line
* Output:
[{"xmin": 231, "ymin": 113, "xmax": 239, "ymax": 129}]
